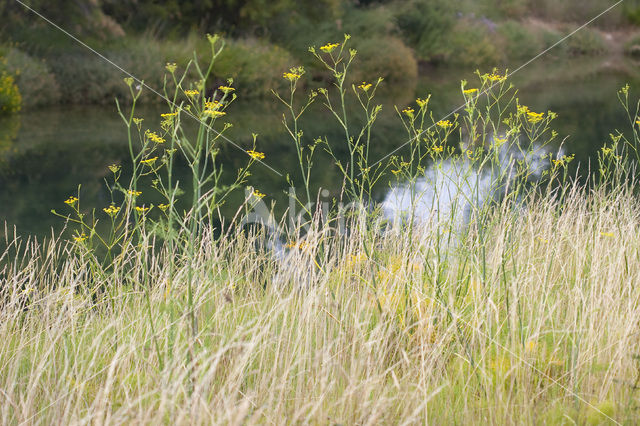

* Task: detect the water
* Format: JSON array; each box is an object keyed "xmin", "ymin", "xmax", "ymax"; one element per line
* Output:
[{"xmin": 1, "ymin": 57, "xmax": 638, "ymax": 239}]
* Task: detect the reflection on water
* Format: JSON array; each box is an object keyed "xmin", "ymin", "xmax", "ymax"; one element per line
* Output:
[
  {"xmin": 382, "ymin": 141, "xmax": 550, "ymax": 228},
  {"xmin": 0, "ymin": 58, "xmax": 639, "ymax": 239}
]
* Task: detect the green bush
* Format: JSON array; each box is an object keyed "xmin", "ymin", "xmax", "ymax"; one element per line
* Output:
[
  {"xmin": 0, "ymin": 47, "xmax": 60, "ymax": 108},
  {"xmin": 350, "ymin": 36, "xmax": 418, "ymax": 87},
  {"xmin": 0, "ymin": 69, "xmax": 21, "ymax": 115},
  {"xmin": 564, "ymin": 26, "xmax": 605, "ymax": 55},
  {"xmin": 395, "ymin": 0, "xmax": 456, "ymax": 62},
  {"xmin": 498, "ymin": 21, "xmax": 544, "ymax": 61},
  {"xmin": 445, "ymin": 22, "xmax": 501, "ymax": 67},
  {"xmin": 214, "ymin": 39, "xmax": 295, "ymax": 97}
]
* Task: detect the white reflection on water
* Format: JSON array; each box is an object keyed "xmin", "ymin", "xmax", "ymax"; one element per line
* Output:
[{"xmin": 381, "ymin": 142, "xmax": 551, "ymax": 228}]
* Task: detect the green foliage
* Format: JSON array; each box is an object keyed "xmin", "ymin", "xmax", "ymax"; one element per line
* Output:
[
  {"xmin": 350, "ymin": 36, "xmax": 417, "ymax": 86},
  {"xmin": 445, "ymin": 22, "xmax": 501, "ymax": 67},
  {"xmin": 395, "ymin": 0, "xmax": 456, "ymax": 62},
  {"xmin": 564, "ymin": 27, "xmax": 606, "ymax": 56},
  {"xmin": 0, "ymin": 67, "xmax": 21, "ymax": 115},
  {"xmin": 0, "ymin": 47, "xmax": 60, "ymax": 108},
  {"xmin": 215, "ymin": 39, "xmax": 294, "ymax": 97},
  {"xmin": 498, "ymin": 20, "xmax": 544, "ymax": 61}
]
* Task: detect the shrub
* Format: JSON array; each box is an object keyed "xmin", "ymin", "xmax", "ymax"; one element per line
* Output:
[
  {"xmin": 214, "ymin": 39, "xmax": 295, "ymax": 97},
  {"xmin": 349, "ymin": 36, "xmax": 418, "ymax": 87},
  {"xmin": 0, "ymin": 47, "xmax": 60, "ymax": 108},
  {"xmin": 564, "ymin": 26, "xmax": 605, "ymax": 55},
  {"xmin": 498, "ymin": 21, "xmax": 544, "ymax": 61},
  {"xmin": 445, "ymin": 22, "xmax": 501, "ymax": 67},
  {"xmin": 0, "ymin": 69, "xmax": 21, "ymax": 115}
]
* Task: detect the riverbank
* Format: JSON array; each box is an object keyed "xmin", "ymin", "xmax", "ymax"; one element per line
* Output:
[{"xmin": 2, "ymin": 2, "xmax": 640, "ymax": 112}]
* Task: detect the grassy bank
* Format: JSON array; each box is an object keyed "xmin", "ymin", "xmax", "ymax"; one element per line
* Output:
[
  {"xmin": 1, "ymin": 34, "xmax": 640, "ymax": 424},
  {"xmin": 1, "ymin": 183, "xmax": 639, "ymax": 424}
]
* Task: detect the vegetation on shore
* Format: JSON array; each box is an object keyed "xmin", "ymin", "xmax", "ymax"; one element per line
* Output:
[
  {"xmin": 1, "ymin": 33, "xmax": 640, "ymax": 423},
  {"xmin": 2, "ymin": 0, "xmax": 640, "ymax": 111}
]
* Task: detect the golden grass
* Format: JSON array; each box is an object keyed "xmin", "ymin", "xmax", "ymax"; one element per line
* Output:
[{"xmin": 0, "ymin": 184, "xmax": 638, "ymax": 424}]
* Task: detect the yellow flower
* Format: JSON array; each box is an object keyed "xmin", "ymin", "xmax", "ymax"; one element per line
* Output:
[
  {"xmin": 158, "ymin": 203, "xmax": 170, "ymax": 212},
  {"xmin": 283, "ymin": 67, "xmax": 304, "ymax": 82},
  {"xmin": 135, "ymin": 205, "xmax": 152, "ymax": 213},
  {"xmin": 145, "ymin": 130, "xmax": 166, "ymax": 144},
  {"xmin": 402, "ymin": 107, "xmax": 414, "ymax": 118},
  {"xmin": 218, "ymin": 86, "xmax": 235, "ymax": 93},
  {"xmin": 600, "ymin": 232, "xmax": 614, "ymax": 237},
  {"xmin": 416, "ymin": 98, "xmax": 429, "ymax": 108},
  {"xmin": 486, "ymin": 72, "xmax": 507, "ymax": 82},
  {"xmin": 527, "ymin": 111, "xmax": 544, "ymax": 123},
  {"xmin": 320, "ymin": 42, "xmax": 340, "ymax": 53},
  {"xmin": 494, "ymin": 136, "xmax": 507, "ymax": 146},
  {"xmin": 128, "ymin": 190, "xmax": 142, "ymax": 197},
  {"xmin": 160, "ymin": 112, "xmax": 178, "ymax": 119},
  {"xmin": 463, "ymin": 88, "xmax": 478, "ymax": 94},
  {"xmin": 108, "ymin": 164, "xmax": 121, "ymax": 173},
  {"xmin": 517, "ymin": 105, "xmax": 531, "ymax": 115},
  {"xmin": 73, "ymin": 233, "xmax": 88, "ymax": 242},
  {"xmin": 358, "ymin": 82, "xmax": 372, "ymax": 91},
  {"xmin": 64, "ymin": 196, "xmax": 78, "ymax": 206},
  {"xmin": 204, "ymin": 100, "xmax": 221, "ymax": 110},
  {"xmin": 165, "ymin": 63, "xmax": 177, "ymax": 73},
  {"xmin": 253, "ymin": 189, "xmax": 265, "ymax": 198},
  {"xmin": 103, "ymin": 204, "xmax": 121, "ymax": 217},
  {"xmin": 247, "ymin": 150, "xmax": 265, "ymax": 160},
  {"xmin": 283, "ymin": 72, "xmax": 301, "ymax": 81},
  {"xmin": 437, "ymin": 120, "xmax": 453, "ymax": 128},
  {"xmin": 391, "ymin": 169, "xmax": 402, "ymax": 175},
  {"xmin": 141, "ymin": 156, "xmax": 158, "ymax": 166},
  {"xmin": 184, "ymin": 89, "xmax": 200, "ymax": 97},
  {"xmin": 432, "ymin": 145, "xmax": 444, "ymax": 153},
  {"xmin": 203, "ymin": 109, "xmax": 226, "ymax": 118}
]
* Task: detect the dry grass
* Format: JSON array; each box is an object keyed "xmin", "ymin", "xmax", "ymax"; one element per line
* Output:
[{"xmin": 0, "ymin": 183, "xmax": 639, "ymax": 425}]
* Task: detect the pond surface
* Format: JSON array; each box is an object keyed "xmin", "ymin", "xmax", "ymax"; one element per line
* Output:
[{"xmin": 1, "ymin": 56, "xmax": 639, "ymax": 239}]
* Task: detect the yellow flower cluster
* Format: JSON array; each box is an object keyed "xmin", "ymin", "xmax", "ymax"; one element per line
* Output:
[
  {"xmin": 108, "ymin": 164, "xmax": 121, "ymax": 173},
  {"xmin": 283, "ymin": 67, "xmax": 304, "ymax": 82},
  {"xmin": 160, "ymin": 112, "xmax": 178, "ymax": 119},
  {"xmin": 486, "ymin": 72, "xmax": 507, "ymax": 82},
  {"xmin": 73, "ymin": 233, "xmax": 88, "ymax": 242},
  {"xmin": 158, "ymin": 203, "xmax": 170, "ymax": 212},
  {"xmin": 320, "ymin": 42, "xmax": 340, "ymax": 53},
  {"xmin": 416, "ymin": 98, "xmax": 429, "ymax": 108},
  {"xmin": 527, "ymin": 111, "xmax": 544, "ymax": 123},
  {"xmin": 402, "ymin": 107, "xmax": 414, "ymax": 118},
  {"xmin": 247, "ymin": 150, "xmax": 265, "ymax": 160},
  {"xmin": 141, "ymin": 156, "xmax": 157, "ymax": 166},
  {"xmin": 431, "ymin": 145, "xmax": 444, "ymax": 153},
  {"xmin": 103, "ymin": 204, "xmax": 120, "ymax": 216},
  {"xmin": 184, "ymin": 89, "xmax": 199, "ymax": 97},
  {"xmin": 165, "ymin": 63, "xmax": 177, "ymax": 73},
  {"xmin": 253, "ymin": 189, "xmax": 266, "ymax": 198},
  {"xmin": 437, "ymin": 120, "xmax": 453, "ymax": 128},
  {"xmin": 145, "ymin": 130, "xmax": 165, "ymax": 144},
  {"xmin": 203, "ymin": 109, "xmax": 226, "ymax": 118},
  {"xmin": 128, "ymin": 190, "xmax": 142, "ymax": 197},
  {"xmin": 218, "ymin": 86, "xmax": 235, "ymax": 93},
  {"xmin": 135, "ymin": 206, "xmax": 152, "ymax": 213},
  {"xmin": 64, "ymin": 196, "xmax": 78, "ymax": 206},
  {"xmin": 463, "ymin": 88, "xmax": 478, "ymax": 95},
  {"xmin": 358, "ymin": 82, "xmax": 372, "ymax": 91}
]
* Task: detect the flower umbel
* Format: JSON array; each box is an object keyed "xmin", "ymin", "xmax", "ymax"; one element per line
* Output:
[
  {"xmin": 64, "ymin": 196, "xmax": 78, "ymax": 206},
  {"xmin": 247, "ymin": 150, "xmax": 265, "ymax": 160},
  {"xmin": 320, "ymin": 43, "xmax": 340, "ymax": 53}
]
